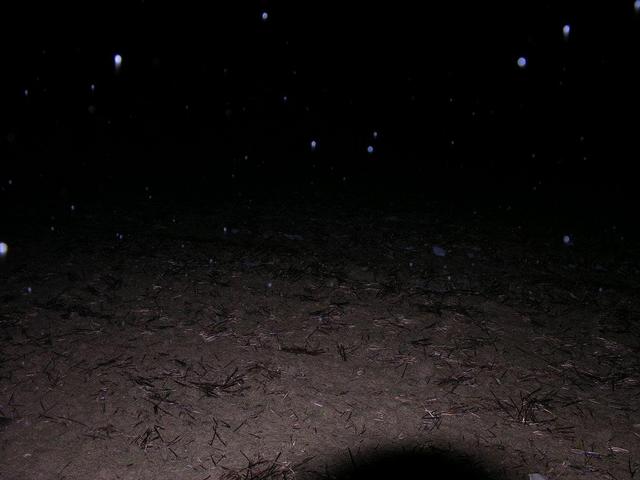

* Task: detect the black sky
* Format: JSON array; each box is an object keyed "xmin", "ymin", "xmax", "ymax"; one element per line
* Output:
[{"xmin": 1, "ymin": 2, "xmax": 639, "ymax": 207}]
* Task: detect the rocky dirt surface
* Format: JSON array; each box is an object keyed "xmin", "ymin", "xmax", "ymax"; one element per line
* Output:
[{"xmin": 1, "ymin": 193, "xmax": 638, "ymax": 480}]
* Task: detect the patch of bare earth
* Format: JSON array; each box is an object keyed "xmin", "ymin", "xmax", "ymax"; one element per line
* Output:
[{"xmin": 1, "ymin": 197, "xmax": 638, "ymax": 479}]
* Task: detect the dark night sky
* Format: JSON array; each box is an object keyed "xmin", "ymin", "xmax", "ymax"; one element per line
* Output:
[{"xmin": 1, "ymin": 2, "xmax": 639, "ymax": 205}]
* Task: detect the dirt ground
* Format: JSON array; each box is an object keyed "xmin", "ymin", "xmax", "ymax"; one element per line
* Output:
[{"xmin": 1, "ymin": 193, "xmax": 638, "ymax": 480}]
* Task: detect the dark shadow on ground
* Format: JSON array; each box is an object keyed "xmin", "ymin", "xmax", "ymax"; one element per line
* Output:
[{"xmin": 303, "ymin": 445, "xmax": 511, "ymax": 480}]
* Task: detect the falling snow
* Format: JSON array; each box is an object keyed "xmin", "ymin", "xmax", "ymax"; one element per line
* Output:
[
  {"xmin": 0, "ymin": 6, "xmax": 637, "ymax": 479},
  {"xmin": 432, "ymin": 245, "xmax": 447, "ymax": 257}
]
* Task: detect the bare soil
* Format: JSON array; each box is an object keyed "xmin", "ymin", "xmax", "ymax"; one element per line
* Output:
[{"xmin": 1, "ymin": 194, "xmax": 638, "ymax": 480}]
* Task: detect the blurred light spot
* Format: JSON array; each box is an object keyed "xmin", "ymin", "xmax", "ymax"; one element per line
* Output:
[
  {"xmin": 432, "ymin": 245, "xmax": 446, "ymax": 257},
  {"xmin": 367, "ymin": 145, "xmax": 374, "ymax": 154},
  {"xmin": 261, "ymin": 11, "xmax": 269, "ymax": 21},
  {"xmin": 517, "ymin": 56, "xmax": 527, "ymax": 68},
  {"xmin": 562, "ymin": 24, "xmax": 571, "ymax": 39},
  {"xmin": 114, "ymin": 54, "xmax": 122, "ymax": 71},
  {"xmin": 0, "ymin": 242, "xmax": 8, "ymax": 256}
]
